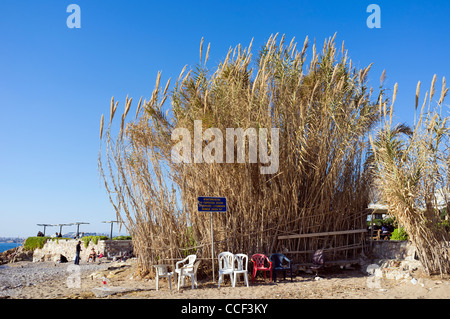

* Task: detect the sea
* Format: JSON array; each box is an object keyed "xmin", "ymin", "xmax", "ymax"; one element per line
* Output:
[{"xmin": 0, "ymin": 242, "xmax": 22, "ymax": 253}]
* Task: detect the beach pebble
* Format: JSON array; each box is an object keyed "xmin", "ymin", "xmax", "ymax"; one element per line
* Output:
[{"xmin": 0, "ymin": 260, "xmax": 112, "ymax": 295}]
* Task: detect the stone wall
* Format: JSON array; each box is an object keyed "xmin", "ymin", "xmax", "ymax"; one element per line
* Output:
[
  {"xmin": 32, "ymin": 239, "xmax": 133, "ymax": 262},
  {"xmin": 370, "ymin": 240, "xmax": 416, "ymax": 260},
  {"xmin": 364, "ymin": 240, "xmax": 423, "ymax": 282},
  {"xmin": 102, "ymin": 240, "xmax": 134, "ymax": 258}
]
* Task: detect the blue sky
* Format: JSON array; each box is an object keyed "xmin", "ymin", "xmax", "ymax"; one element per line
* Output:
[{"xmin": 1, "ymin": 1, "xmax": 449, "ymax": 237}]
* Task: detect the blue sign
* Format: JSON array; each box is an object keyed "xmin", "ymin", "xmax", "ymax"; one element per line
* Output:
[{"xmin": 198, "ymin": 197, "xmax": 227, "ymax": 212}]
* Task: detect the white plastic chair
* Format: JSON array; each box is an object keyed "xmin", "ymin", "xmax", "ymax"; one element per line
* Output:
[
  {"xmin": 175, "ymin": 254, "xmax": 197, "ymax": 290},
  {"xmin": 218, "ymin": 251, "xmax": 235, "ymax": 288},
  {"xmin": 233, "ymin": 253, "xmax": 249, "ymax": 287},
  {"xmin": 177, "ymin": 260, "xmax": 201, "ymax": 290},
  {"xmin": 153, "ymin": 265, "xmax": 173, "ymax": 291}
]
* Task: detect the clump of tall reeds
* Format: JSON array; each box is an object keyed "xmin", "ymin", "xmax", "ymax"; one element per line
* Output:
[
  {"xmin": 99, "ymin": 34, "xmax": 383, "ymax": 275},
  {"xmin": 369, "ymin": 76, "xmax": 450, "ymax": 276}
]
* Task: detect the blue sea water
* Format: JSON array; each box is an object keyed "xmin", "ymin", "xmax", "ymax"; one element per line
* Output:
[{"xmin": 0, "ymin": 242, "xmax": 22, "ymax": 253}]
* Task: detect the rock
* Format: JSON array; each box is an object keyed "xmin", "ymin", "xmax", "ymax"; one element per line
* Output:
[
  {"xmin": 90, "ymin": 271, "xmax": 104, "ymax": 280},
  {"xmin": 91, "ymin": 287, "xmax": 140, "ymax": 298},
  {"xmin": 314, "ymin": 276, "xmax": 323, "ymax": 281},
  {"xmin": 365, "ymin": 260, "xmax": 419, "ymax": 282},
  {"xmin": 364, "ymin": 264, "xmax": 380, "ymax": 275},
  {"xmin": 400, "ymin": 260, "xmax": 421, "ymax": 271},
  {"xmin": 385, "ymin": 269, "xmax": 408, "ymax": 280},
  {"xmin": 0, "ymin": 247, "xmax": 32, "ymax": 264}
]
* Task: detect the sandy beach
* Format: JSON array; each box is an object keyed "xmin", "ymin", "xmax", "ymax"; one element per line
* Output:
[{"xmin": 1, "ymin": 258, "xmax": 449, "ymax": 300}]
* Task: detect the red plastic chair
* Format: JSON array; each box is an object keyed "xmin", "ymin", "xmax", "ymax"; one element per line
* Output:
[{"xmin": 251, "ymin": 254, "xmax": 273, "ymax": 283}]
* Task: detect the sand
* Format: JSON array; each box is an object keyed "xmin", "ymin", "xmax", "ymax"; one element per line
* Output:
[{"xmin": 1, "ymin": 258, "xmax": 449, "ymax": 300}]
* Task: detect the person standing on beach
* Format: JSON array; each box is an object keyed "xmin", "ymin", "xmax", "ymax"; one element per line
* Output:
[{"xmin": 74, "ymin": 241, "xmax": 82, "ymax": 265}]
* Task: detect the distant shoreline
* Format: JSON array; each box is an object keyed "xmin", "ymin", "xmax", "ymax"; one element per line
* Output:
[{"xmin": 0, "ymin": 240, "xmax": 24, "ymax": 244}]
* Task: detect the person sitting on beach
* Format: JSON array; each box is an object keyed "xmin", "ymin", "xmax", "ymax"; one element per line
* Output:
[{"xmin": 88, "ymin": 248, "xmax": 97, "ymax": 262}]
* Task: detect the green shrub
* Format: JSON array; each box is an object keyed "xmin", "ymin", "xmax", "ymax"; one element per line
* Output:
[
  {"xmin": 112, "ymin": 236, "xmax": 132, "ymax": 240},
  {"xmin": 23, "ymin": 237, "xmax": 50, "ymax": 251},
  {"xmin": 383, "ymin": 217, "xmax": 397, "ymax": 227},
  {"xmin": 50, "ymin": 237, "xmax": 71, "ymax": 244},
  {"xmin": 81, "ymin": 235, "xmax": 109, "ymax": 247},
  {"xmin": 390, "ymin": 227, "xmax": 408, "ymax": 241}
]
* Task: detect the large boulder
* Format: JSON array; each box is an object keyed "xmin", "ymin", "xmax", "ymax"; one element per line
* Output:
[{"xmin": 0, "ymin": 246, "xmax": 33, "ymax": 264}]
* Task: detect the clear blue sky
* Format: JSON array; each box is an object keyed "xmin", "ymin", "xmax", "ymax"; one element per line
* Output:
[{"xmin": 1, "ymin": 1, "xmax": 449, "ymax": 237}]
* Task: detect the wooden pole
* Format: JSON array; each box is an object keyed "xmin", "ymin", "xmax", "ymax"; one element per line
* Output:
[{"xmin": 211, "ymin": 212, "xmax": 215, "ymax": 283}]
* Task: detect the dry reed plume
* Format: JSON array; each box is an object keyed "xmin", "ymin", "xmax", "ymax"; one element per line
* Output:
[{"xmin": 99, "ymin": 34, "xmax": 385, "ymax": 276}]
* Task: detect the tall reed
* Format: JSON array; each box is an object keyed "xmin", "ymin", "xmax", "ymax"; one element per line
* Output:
[
  {"xmin": 369, "ymin": 76, "xmax": 450, "ymax": 276},
  {"xmin": 99, "ymin": 34, "xmax": 383, "ymax": 275}
]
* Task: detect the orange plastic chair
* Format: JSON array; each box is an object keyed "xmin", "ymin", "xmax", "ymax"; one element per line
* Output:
[{"xmin": 251, "ymin": 254, "xmax": 272, "ymax": 283}]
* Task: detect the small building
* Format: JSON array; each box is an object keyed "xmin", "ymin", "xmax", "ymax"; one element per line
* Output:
[{"xmin": 367, "ymin": 203, "xmax": 389, "ymax": 221}]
